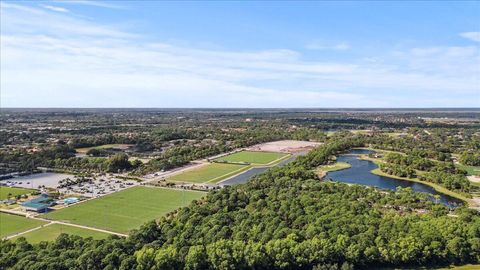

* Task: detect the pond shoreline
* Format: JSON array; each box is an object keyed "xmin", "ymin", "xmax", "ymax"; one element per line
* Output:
[{"xmin": 326, "ymin": 149, "xmax": 463, "ymax": 208}]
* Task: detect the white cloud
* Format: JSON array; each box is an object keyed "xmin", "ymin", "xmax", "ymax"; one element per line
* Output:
[
  {"xmin": 306, "ymin": 42, "xmax": 351, "ymax": 51},
  {"xmin": 41, "ymin": 5, "xmax": 69, "ymax": 13},
  {"xmin": 1, "ymin": 3, "xmax": 479, "ymax": 108},
  {"xmin": 460, "ymin": 32, "xmax": 480, "ymax": 42},
  {"xmin": 51, "ymin": 0, "xmax": 123, "ymax": 9},
  {"xmin": 1, "ymin": 3, "xmax": 133, "ymax": 38}
]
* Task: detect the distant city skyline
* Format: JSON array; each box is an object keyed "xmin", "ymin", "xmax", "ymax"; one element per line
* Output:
[{"xmin": 1, "ymin": 1, "xmax": 479, "ymax": 108}]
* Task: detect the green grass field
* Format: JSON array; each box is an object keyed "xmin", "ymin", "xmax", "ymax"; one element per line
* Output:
[
  {"xmin": 11, "ymin": 224, "xmax": 110, "ymax": 244},
  {"xmin": 44, "ymin": 186, "xmax": 205, "ymax": 233},
  {"xmin": 0, "ymin": 213, "xmax": 46, "ymax": 238},
  {"xmin": 0, "ymin": 186, "xmax": 35, "ymax": 200},
  {"xmin": 168, "ymin": 163, "xmax": 250, "ymax": 183},
  {"xmin": 456, "ymin": 164, "xmax": 480, "ymax": 176},
  {"xmin": 318, "ymin": 162, "xmax": 351, "ymax": 172},
  {"xmin": 214, "ymin": 151, "xmax": 288, "ymax": 165}
]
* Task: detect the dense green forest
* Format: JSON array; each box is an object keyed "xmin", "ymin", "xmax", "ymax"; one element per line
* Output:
[{"xmin": 2, "ymin": 137, "xmax": 479, "ymax": 270}]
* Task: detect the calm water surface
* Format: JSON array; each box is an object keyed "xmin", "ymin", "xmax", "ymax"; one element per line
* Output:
[{"xmin": 326, "ymin": 149, "xmax": 463, "ymax": 208}]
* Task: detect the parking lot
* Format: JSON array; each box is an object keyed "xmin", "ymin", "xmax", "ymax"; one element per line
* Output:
[{"xmin": 57, "ymin": 178, "xmax": 138, "ymax": 198}]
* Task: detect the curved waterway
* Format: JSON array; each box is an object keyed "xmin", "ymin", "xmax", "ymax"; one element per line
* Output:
[
  {"xmin": 326, "ymin": 149, "xmax": 463, "ymax": 208},
  {"xmin": 218, "ymin": 153, "xmax": 303, "ymax": 186}
]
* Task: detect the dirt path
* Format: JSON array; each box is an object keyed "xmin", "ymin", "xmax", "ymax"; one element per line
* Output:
[
  {"xmin": 29, "ymin": 215, "xmax": 128, "ymax": 237},
  {"xmin": 48, "ymin": 220, "xmax": 128, "ymax": 237},
  {"xmin": 4, "ymin": 222, "xmax": 55, "ymax": 240}
]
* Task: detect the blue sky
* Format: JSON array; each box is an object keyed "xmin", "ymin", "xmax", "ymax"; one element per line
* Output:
[{"xmin": 1, "ymin": 1, "xmax": 479, "ymax": 107}]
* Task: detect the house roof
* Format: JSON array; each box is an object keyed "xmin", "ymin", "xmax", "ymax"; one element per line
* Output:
[{"xmin": 21, "ymin": 194, "xmax": 54, "ymax": 209}]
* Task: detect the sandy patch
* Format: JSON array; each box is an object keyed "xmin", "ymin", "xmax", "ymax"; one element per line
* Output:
[
  {"xmin": 247, "ymin": 140, "xmax": 321, "ymax": 153},
  {"xmin": 467, "ymin": 175, "xmax": 480, "ymax": 183}
]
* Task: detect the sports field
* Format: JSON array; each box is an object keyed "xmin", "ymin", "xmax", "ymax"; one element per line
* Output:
[
  {"xmin": 44, "ymin": 186, "xmax": 205, "ymax": 233},
  {"xmin": 214, "ymin": 151, "xmax": 288, "ymax": 165},
  {"xmin": 0, "ymin": 213, "xmax": 46, "ymax": 238},
  {"xmin": 168, "ymin": 163, "xmax": 250, "ymax": 183},
  {"xmin": 11, "ymin": 224, "xmax": 110, "ymax": 244},
  {"xmin": 0, "ymin": 186, "xmax": 35, "ymax": 200}
]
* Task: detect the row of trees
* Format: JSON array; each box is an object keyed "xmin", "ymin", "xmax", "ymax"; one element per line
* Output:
[{"xmin": 379, "ymin": 163, "xmax": 417, "ymax": 178}]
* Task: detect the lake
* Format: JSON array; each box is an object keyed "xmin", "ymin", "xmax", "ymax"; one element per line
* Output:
[{"xmin": 326, "ymin": 149, "xmax": 463, "ymax": 208}]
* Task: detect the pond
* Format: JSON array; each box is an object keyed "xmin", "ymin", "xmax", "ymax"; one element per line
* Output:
[{"xmin": 326, "ymin": 149, "xmax": 463, "ymax": 208}]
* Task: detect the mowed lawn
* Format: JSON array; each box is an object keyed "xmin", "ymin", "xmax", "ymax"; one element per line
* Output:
[
  {"xmin": 44, "ymin": 186, "xmax": 205, "ymax": 233},
  {"xmin": 456, "ymin": 164, "xmax": 480, "ymax": 176},
  {"xmin": 0, "ymin": 213, "xmax": 46, "ymax": 238},
  {"xmin": 0, "ymin": 186, "xmax": 35, "ymax": 200},
  {"xmin": 12, "ymin": 224, "xmax": 110, "ymax": 244},
  {"xmin": 168, "ymin": 163, "xmax": 249, "ymax": 184},
  {"xmin": 214, "ymin": 151, "xmax": 288, "ymax": 165},
  {"xmin": 318, "ymin": 162, "xmax": 351, "ymax": 172}
]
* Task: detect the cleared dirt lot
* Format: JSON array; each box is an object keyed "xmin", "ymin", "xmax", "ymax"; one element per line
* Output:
[
  {"xmin": 247, "ymin": 140, "xmax": 321, "ymax": 153},
  {"xmin": 1, "ymin": 173, "xmax": 74, "ymax": 189}
]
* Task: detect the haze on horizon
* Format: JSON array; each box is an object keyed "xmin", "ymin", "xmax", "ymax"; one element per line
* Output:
[{"xmin": 1, "ymin": 1, "xmax": 479, "ymax": 108}]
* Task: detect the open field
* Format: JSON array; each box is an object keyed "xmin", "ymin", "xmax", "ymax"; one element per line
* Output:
[
  {"xmin": 247, "ymin": 140, "xmax": 321, "ymax": 153},
  {"xmin": 76, "ymin": 144, "xmax": 132, "ymax": 154},
  {"xmin": 0, "ymin": 186, "xmax": 35, "ymax": 200},
  {"xmin": 168, "ymin": 163, "xmax": 250, "ymax": 184},
  {"xmin": 11, "ymin": 223, "xmax": 110, "ymax": 243},
  {"xmin": 44, "ymin": 186, "xmax": 205, "ymax": 233},
  {"xmin": 0, "ymin": 213, "xmax": 46, "ymax": 238},
  {"xmin": 456, "ymin": 164, "xmax": 480, "ymax": 176},
  {"xmin": 214, "ymin": 151, "xmax": 288, "ymax": 165}
]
